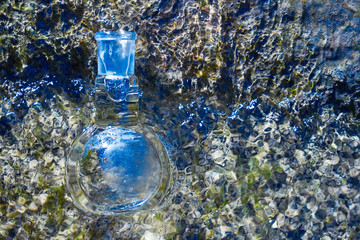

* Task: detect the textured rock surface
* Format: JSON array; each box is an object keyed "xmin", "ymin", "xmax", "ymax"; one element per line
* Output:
[{"xmin": 0, "ymin": 0, "xmax": 360, "ymax": 239}]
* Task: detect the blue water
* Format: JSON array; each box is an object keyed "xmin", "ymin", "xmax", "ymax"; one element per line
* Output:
[{"xmin": 1, "ymin": 0, "xmax": 360, "ymax": 239}]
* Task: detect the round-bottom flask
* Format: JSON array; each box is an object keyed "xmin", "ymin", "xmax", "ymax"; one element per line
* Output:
[{"xmin": 66, "ymin": 31, "xmax": 172, "ymax": 215}]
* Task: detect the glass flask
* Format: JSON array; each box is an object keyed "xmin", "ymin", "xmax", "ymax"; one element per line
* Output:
[{"xmin": 66, "ymin": 31, "xmax": 172, "ymax": 216}]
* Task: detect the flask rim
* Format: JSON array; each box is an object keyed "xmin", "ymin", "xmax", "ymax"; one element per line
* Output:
[{"xmin": 95, "ymin": 31, "xmax": 137, "ymax": 41}]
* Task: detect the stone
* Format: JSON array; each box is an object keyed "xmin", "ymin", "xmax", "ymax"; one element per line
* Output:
[
  {"xmin": 18, "ymin": 196, "xmax": 26, "ymax": 206},
  {"xmin": 294, "ymin": 150, "xmax": 306, "ymax": 165},
  {"xmin": 29, "ymin": 159, "xmax": 38, "ymax": 169},
  {"xmin": 37, "ymin": 194, "xmax": 49, "ymax": 206},
  {"xmin": 143, "ymin": 231, "xmax": 164, "ymax": 240},
  {"xmin": 29, "ymin": 202, "xmax": 38, "ymax": 211}
]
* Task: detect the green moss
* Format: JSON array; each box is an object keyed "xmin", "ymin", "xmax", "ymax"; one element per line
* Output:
[
  {"xmin": 199, "ymin": 0, "xmax": 208, "ymax": 8},
  {"xmin": 165, "ymin": 232, "xmax": 179, "ymax": 240},
  {"xmin": 0, "ymin": 203, "xmax": 7, "ymax": 215},
  {"xmin": 7, "ymin": 185, "xmax": 25, "ymax": 199},
  {"xmin": 155, "ymin": 212, "xmax": 163, "ymax": 220},
  {"xmin": 75, "ymin": 232, "xmax": 84, "ymax": 240},
  {"xmin": 82, "ymin": 149, "xmax": 92, "ymax": 168},
  {"xmin": 38, "ymin": 176, "xmax": 49, "ymax": 189},
  {"xmin": 31, "ymin": 150, "xmax": 42, "ymax": 160},
  {"xmin": 7, "ymin": 210, "xmax": 21, "ymax": 218},
  {"xmin": 248, "ymin": 157, "xmax": 259, "ymax": 171},
  {"xmin": 158, "ymin": 182, "xmax": 168, "ymax": 194},
  {"xmin": 13, "ymin": 163, "xmax": 19, "ymax": 169},
  {"xmin": 241, "ymin": 193, "xmax": 250, "ymax": 205},
  {"xmin": 247, "ymin": 173, "xmax": 256, "ymax": 187},
  {"xmin": 204, "ymin": 201, "xmax": 217, "ymax": 213},
  {"xmin": 205, "ymin": 187, "xmax": 217, "ymax": 200},
  {"xmin": 259, "ymin": 165, "xmax": 271, "ymax": 180},
  {"xmin": 289, "ymin": 87, "xmax": 297, "ymax": 96},
  {"xmin": 41, "ymin": 186, "xmax": 66, "ymax": 228},
  {"xmin": 23, "ymin": 221, "xmax": 33, "ymax": 234},
  {"xmin": 34, "ymin": 124, "xmax": 49, "ymax": 141}
]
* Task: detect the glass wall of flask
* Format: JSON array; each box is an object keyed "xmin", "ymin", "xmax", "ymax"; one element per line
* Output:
[{"xmin": 66, "ymin": 31, "xmax": 172, "ymax": 215}]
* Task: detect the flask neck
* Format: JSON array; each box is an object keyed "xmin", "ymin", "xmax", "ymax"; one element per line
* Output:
[
  {"xmin": 94, "ymin": 31, "xmax": 139, "ymax": 127},
  {"xmin": 94, "ymin": 76, "xmax": 139, "ymax": 127}
]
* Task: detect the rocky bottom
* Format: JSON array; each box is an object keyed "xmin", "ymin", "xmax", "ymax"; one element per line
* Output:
[{"xmin": 0, "ymin": 84, "xmax": 359, "ymax": 239}]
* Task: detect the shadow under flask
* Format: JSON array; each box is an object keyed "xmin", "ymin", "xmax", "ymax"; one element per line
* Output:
[{"xmin": 66, "ymin": 31, "xmax": 172, "ymax": 215}]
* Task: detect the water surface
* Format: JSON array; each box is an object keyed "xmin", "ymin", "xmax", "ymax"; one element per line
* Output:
[{"xmin": 0, "ymin": 0, "xmax": 359, "ymax": 239}]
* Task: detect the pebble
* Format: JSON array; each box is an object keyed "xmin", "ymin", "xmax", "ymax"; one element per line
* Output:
[
  {"xmin": 18, "ymin": 205, "xmax": 26, "ymax": 214},
  {"xmin": 295, "ymin": 150, "xmax": 306, "ymax": 164},
  {"xmin": 29, "ymin": 201, "xmax": 38, "ymax": 211},
  {"xmin": 275, "ymin": 214, "xmax": 285, "ymax": 228},
  {"xmin": 285, "ymin": 208, "xmax": 301, "ymax": 218},
  {"xmin": 205, "ymin": 170, "xmax": 223, "ymax": 185},
  {"xmin": 219, "ymin": 225, "xmax": 232, "ymax": 238},
  {"xmin": 349, "ymin": 169, "xmax": 359, "ymax": 178},
  {"xmin": 1, "ymin": 221, "xmax": 14, "ymax": 230},
  {"xmin": 324, "ymin": 156, "xmax": 340, "ymax": 165},
  {"xmin": 321, "ymin": 236, "xmax": 331, "ymax": 240},
  {"xmin": 143, "ymin": 231, "xmax": 164, "ymax": 240},
  {"xmin": 37, "ymin": 194, "xmax": 49, "ymax": 206},
  {"xmin": 18, "ymin": 196, "xmax": 26, "ymax": 205},
  {"xmin": 44, "ymin": 151, "xmax": 54, "ymax": 164},
  {"xmin": 211, "ymin": 150, "xmax": 224, "ymax": 160},
  {"xmin": 29, "ymin": 159, "xmax": 38, "ymax": 169}
]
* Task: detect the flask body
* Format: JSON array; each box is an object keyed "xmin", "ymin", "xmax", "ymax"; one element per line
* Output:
[{"xmin": 66, "ymin": 124, "xmax": 172, "ymax": 215}]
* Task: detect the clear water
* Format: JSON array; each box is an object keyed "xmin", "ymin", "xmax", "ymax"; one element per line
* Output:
[{"xmin": 1, "ymin": 0, "xmax": 360, "ymax": 239}]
